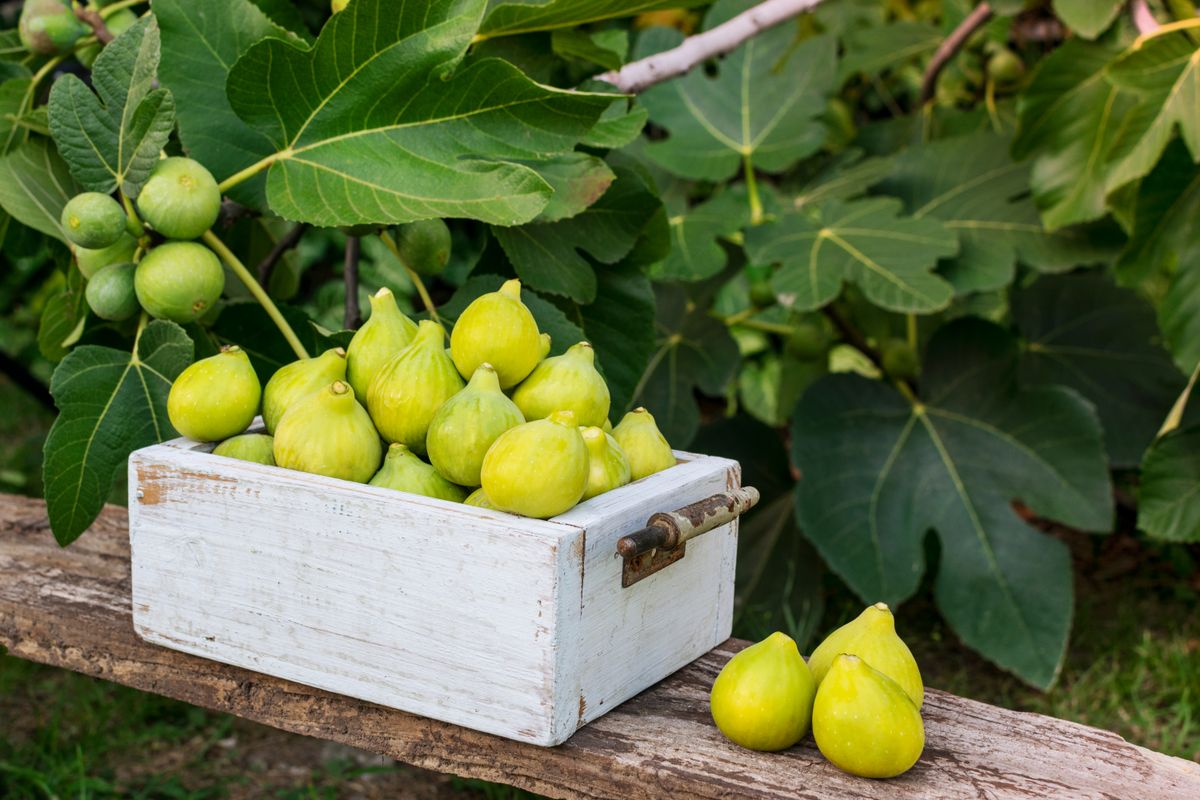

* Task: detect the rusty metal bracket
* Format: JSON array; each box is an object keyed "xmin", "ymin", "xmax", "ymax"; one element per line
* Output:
[{"xmin": 616, "ymin": 487, "xmax": 759, "ymax": 587}]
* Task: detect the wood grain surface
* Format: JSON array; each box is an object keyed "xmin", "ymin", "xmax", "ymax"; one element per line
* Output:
[{"xmin": 2, "ymin": 493, "xmax": 1198, "ymax": 799}]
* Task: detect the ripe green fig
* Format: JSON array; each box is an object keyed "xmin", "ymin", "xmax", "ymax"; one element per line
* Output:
[
  {"xmin": 710, "ymin": 632, "xmax": 816, "ymax": 752},
  {"xmin": 394, "ymin": 219, "xmax": 452, "ymax": 276},
  {"xmin": 261, "ymin": 347, "xmax": 347, "ymax": 434},
  {"xmin": 749, "ymin": 279, "xmax": 776, "ymax": 308},
  {"xmin": 168, "ymin": 346, "xmax": 261, "ymax": 442},
  {"xmin": 612, "ymin": 407, "xmax": 675, "ymax": 480},
  {"xmin": 580, "ymin": 426, "xmax": 630, "ymax": 501},
  {"xmin": 368, "ymin": 320, "xmax": 464, "ymax": 453},
  {"xmin": 75, "ymin": 232, "xmax": 138, "ymax": 280},
  {"xmin": 61, "ymin": 192, "xmax": 127, "ymax": 249},
  {"xmin": 450, "ymin": 278, "xmax": 541, "ymax": 389},
  {"xmin": 212, "ymin": 433, "xmax": 275, "ymax": 466},
  {"xmin": 987, "ymin": 48, "xmax": 1025, "ymax": 89},
  {"xmin": 538, "ymin": 332, "xmax": 552, "ymax": 360},
  {"xmin": 812, "ymin": 654, "xmax": 925, "ymax": 779},
  {"xmin": 85, "ymin": 262, "xmax": 139, "ymax": 321},
  {"xmin": 137, "ymin": 157, "xmax": 221, "ymax": 240},
  {"xmin": 77, "ymin": 8, "xmax": 138, "ymax": 67},
  {"xmin": 274, "ymin": 381, "xmax": 382, "ymax": 483},
  {"xmin": 464, "ymin": 487, "xmax": 497, "ymax": 509},
  {"xmin": 881, "ymin": 338, "xmax": 919, "ymax": 379},
  {"xmin": 511, "ymin": 341, "xmax": 610, "ymax": 428},
  {"xmin": 480, "ymin": 410, "xmax": 587, "ymax": 519},
  {"xmin": 808, "ymin": 602, "xmax": 923, "ymax": 708},
  {"xmin": 426, "ymin": 363, "xmax": 524, "ymax": 487},
  {"xmin": 785, "ymin": 319, "xmax": 829, "ymax": 361},
  {"xmin": 346, "ymin": 286, "xmax": 417, "ymax": 399},
  {"xmin": 20, "ymin": 0, "xmax": 88, "ymax": 55},
  {"xmin": 134, "ymin": 241, "xmax": 225, "ymax": 323},
  {"xmin": 369, "ymin": 443, "xmax": 467, "ymax": 502}
]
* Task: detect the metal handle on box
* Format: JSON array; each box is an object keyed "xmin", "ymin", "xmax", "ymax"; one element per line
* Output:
[{"xmin": 616, "ymin": 487, "xmax": 759, "ymax": 587}]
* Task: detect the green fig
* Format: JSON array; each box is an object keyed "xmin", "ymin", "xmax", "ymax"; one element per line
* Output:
[
  {"xmin": 134, "ymin": 241, "xmax": 225, "ymax": 323},
  {"xmin": 369, "ymin": 443, "xmax": 467, "ymax": 502},
  {"xmin": 77, "ymin": 8, "xmax": 138, "ymax": 67},
  {"xmin": 808, "ymin": 602, "xmax": 923, "ymax": 708},
  {"xmin": 579, "ymin": 426, "xmax": 630, "ymax": 501},
  {"xmin": 75, "ymin": 232, "xmax": 138, "ymax": 280},
  {"xmin": 538, "ymin": 332, "xmax": 552, "ymax": 360},
  {"xmin": 168, "ymin": 346, "xmax": 261, "ymax": 442},
  {"xmin": 346, "ymin": 286, "xmax": 417, "ymax": 399},
  {"xmin": 261, "ymin": 347, "xmax": 347, "ymax": 434},
  {"xmin": 709, "ymin": 632, "xmax": 816, "ymax": 752},
  {"xmin": 61, "ymin": 192, "xmax": 127, "ymax": 249},
  {"xmin": 20, "ymin": 0, "xmax": 88, "ymax": 55},
  {"xmin": 137, "ymin": 157, "xmax": 222, "ymax": 240},
  {"xmin": 331, "ymin": 0, "xmax": 348, "ymax": 12},
  {"xmin": 84, "ymin": 262, "xmax": 139, "ymax": 321},
  {"xmin": 812, "ymin": 654, "xmax": 924, "ymax": 779},
  {"xmin": 212, "ymin": 433, "xmax": 275, "ymax": 466},
  {"xmin": 426, "ymin": 363, "xmax": 524, "ymax": 487},
  {"xmin": 368, "ymin": 320, "xmax": 464, "ymax": 453},
  {"xmin": 393, "ymin": 219, "xmax": 452, "ymax": 277},
  {"xmin": 511, "ymin": 342, "xmax": 610, "ymax": 428},
  {"xmin": 274, "ymin": 381, "xmax": 382, "ymax": 483},
  {"xmin": 450, "ymin": 278, "xmax": 541, "ymax": 389},
  {"xmin": 480, "ymin": 410, "xmax": 587, "ymax": 519},
  {"xmin": 611, "ymin": 407, "xmax": 675, "ymax": 480},
  {"xmin": 464, "ymin": 487, "xmax": 497, "ymax": 509}
]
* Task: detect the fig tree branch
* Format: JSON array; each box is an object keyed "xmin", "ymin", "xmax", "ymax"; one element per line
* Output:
[
  {"xmin": 73, "ymin": 5, "xmax": 114, "ymax": 44},
  {"xmin": 344, "ymin": 235, "xmax": 362, "ymax": 330},
  {"xmin": 594, "ymin": 0, "xmax": 825, "ymax": 94},
  {"xmin": 919, "ymin": 2, "xmax": 994, "ymax": 106},
  {"xmin": 257, "ymin": 223, "xmax": 307, "ymax": 286}
]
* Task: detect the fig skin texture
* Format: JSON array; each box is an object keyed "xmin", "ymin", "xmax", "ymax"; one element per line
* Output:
[
  {"xmin": 812, "ymin": 654, "xmax": 925, "ymax": 779},
  {"xmin": 61, "ymin": 192, "xmax": 127, "ymax": 249},
  {"xmin": 20, "ymin": 0, "xmax": 87, "ymax": 55},
  {"xmin": 261, "ymin": 347, "xmax": 347, "ymax": 434},
  {"xmin": 168, "ymin": 346, "xmax": 261, "ymax": 442},
  {"xmin": 274, "ymin": 380, "xmax": 382, "ymax": 484},
  {"xmin": 137, "ymin": 157, "xmax": 221, "ymax": 240},
  {"xmin": 612, "ymin": 407, "xmax": 676, "ymax": 480},
  {"xmin": 511, "ymin": 341, "xmax": 611, "ymax": 428},
  {"xmin": 394, "ymin": 219, "xmax": 452, "ymax": 277},
  {"xmin": 808, "ymin": 602, "xmax": 924, "ymax": 708},
  {"xmin": 76, "ymin": 232, "xmax": 138, "ymax": 280},
  {"xmin": 450, "ymin": 279, "xmax": 541, "ymax": 389},
  {"xmin": 580, "ymin": 426, "xmax": 631, "ymax": 500},
  {"xmin": 710, "ymin": 631, "xmax": 816, "ymax": 752},
  {"xmin": 346, "ymin": 286, "xmax": 417, "ymax": 400},
  {"xmin": 480, "ymin": 409, "xmax": 588, "ymax": 519},
  {"xmin": 464, "ymin": 487, "xmax": 498, "ymax": 509},
  {"xmin": 426, "ymin": 363, "xmax": 524, "ymax": 487},
  {"xmin": 369, "ymin": 443, "xmax": 467, "ymax": 503},
  {"xmin": 368, "ymin": 320, "xmax": 464, "ymax": 454},
  {"xmin": 85, "ymin": 262, "xmax": 140, "ymax": 321},
  {"xmin": 212, "ymin": 433, "xmax": 275, "ymax": 466},
  {"xmin": 134, "ymin": 241, "xmax": 225, "ymax": 323}
]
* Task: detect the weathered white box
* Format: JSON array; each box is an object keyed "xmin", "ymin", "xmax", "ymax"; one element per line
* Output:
[{"xmin": 127, "ymin": 431, "xmax": 742, "ymax": 745}]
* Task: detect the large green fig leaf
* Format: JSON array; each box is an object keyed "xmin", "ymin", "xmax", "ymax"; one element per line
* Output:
[
  {"xmin": 1013, "ymin": 273, "xmax": 1185, "ymax": 468},
  {"xmin": 38, "ymin": 259, "xmax": 85, "ymax": 362},
  {"xmin": 1052, "ymin": 0, "xmax": 1123, "ymax": 40},
  {"xmin": 1138, "ymin": 426, "xmax": 1200, "ymax": 542},
  {"xmin": 48, "ymin": 16, "xmax": 174, "ymax": 197},
  {"xmin": 792, "ymin": 151, "xmax": 894, "ymax": 209},
  {"xmin": 1161, "ymin": 260, "xmax": 1200, "ymax": 375},
  {"xmin": 637, "ymin": 15, "xmax": 835, "ymax": 181},
  {"xmin": 881, "ymin": 131, "xmax": 1113, "ymax": 293},
  {"xmin": 478, "ymin": 0, "xmax": 706, "ymax": 38},
  {"xmin": 42, "ymin": 321, "xmax": 194, "ymax": 546},
  {"xmin": 1116, "ymin": 140, "xmax": 1200, "ymax": 287},
  {"xmin": 1013, "ymin": 40, "xmax": 1133, "ymax": 230},
  {"xmin": 836, "ymin": 20, "xmax": 940, "ymax": 83},
  {"xmin": 744, "ymin": 197, "xmax": 958, "ymax": 314},
  {"xmin": 0, "ymin": 77, "xmax": 33, "ymax": 154},
  {"xmin": 794, "ymin": 319, "xmax": 1112, "ymax": 688},
  {"xmin": 1106, "ymin": 32, "xmax": 1200, "ymax": 191},
  {"xmin": 529, "ymin": 153, "xmax": 615, "ymax": 224},
  {"xmin": 0, "ymin": 138, "xmax": 84, "ymax": 243},
  {"xmin": 649, "ymin": 186, "xmax": 748, "ymax": 282},
  {"xmin": 225, "ymin": 0, "xmax": 611, "ymax": 227},
  {"xmin": 575, "ymin": 262, "xmax": 656, "ymax": 419}
]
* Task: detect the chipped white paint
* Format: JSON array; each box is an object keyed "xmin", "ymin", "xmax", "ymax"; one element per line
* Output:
[{"xmin": 128, "ymin": 429, "xmax": 740, "ymax": 746}]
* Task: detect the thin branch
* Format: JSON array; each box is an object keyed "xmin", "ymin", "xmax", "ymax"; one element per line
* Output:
[
  {"xmin": 257, "ymin": 223, "xmax": 307, "ymax": 286},
  {"xmin": 1132, "ymin": 0, "xmax": 1161, "ymax": 34},
  {"xmin": 73, "ymin": 5, "xmax": 113, "ymax": 44},
  {"xmin": 919, "ymin": 3, "xmax": 994, "ymax": 106},
  {"xmin": 344, "ymin": 236, "xmax": 362, "ymax": 330},
  {"xmin": 218, "ymin": 198, "xmax": 259, "ymax": 229},
  {"xmin": 595, "ymin": 0, "xmax": 824, "ymax": 94},
  {"xmin": 822, "ymin": 305, "xmax": 884, "ymax": 369}
]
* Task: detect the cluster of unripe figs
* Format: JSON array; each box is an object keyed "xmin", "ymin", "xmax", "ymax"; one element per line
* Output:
[
  {"xmin": 64, "ymin": 156, "xmax": 227, "ymax": 326},
  {"xmin": 167, "ymin": 279, "xmax": 678, "ymax": 519},
  {"xmin": 710, "ymin": 604, "xmax": 925, "ymax": 779}
]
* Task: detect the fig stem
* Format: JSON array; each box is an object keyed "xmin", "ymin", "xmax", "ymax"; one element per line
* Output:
[
  {"xmin": 378, "ymin": 230, "xmax": 443, "ymax": 328},
  {"xmin": 201, "ymin": 230, "xmax": 310, "ymax": 360},
  {"xmin": 120, "ymin": 191, "xmax": 145, "ymax": 238},
  {"xmin": 743, "ymin": 153, "xmax": 763, "ymax": 226},
  {"xmin": 216, "ymin": 152, "xmax": 282, "ymax": 195}
]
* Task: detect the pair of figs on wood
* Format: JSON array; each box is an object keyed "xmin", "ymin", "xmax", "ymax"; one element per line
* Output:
[{"xmin": 710, "ymin": 603, "xmax": 925, "ymax": 779}]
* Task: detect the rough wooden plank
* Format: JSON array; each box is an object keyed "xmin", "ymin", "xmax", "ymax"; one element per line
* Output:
[{"xmin": 2, "ymin": 494, "xmax": 1198, "ymax": 800}]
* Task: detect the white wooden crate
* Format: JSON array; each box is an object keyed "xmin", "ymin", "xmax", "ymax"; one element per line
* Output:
[{"xmin": 127, "ymin": 429, "xmax": 741, "ymax": 746}]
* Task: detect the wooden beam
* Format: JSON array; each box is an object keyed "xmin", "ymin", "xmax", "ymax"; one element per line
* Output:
[{"xmin": 2, "ymin": 493, "xmax": 1198, "ymax": 799}]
